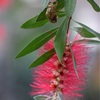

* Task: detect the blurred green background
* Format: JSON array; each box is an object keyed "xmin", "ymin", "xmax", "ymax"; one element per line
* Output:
[{"xmin": 0, "ymin": 0, "xmax": 99, "ymax": 100}]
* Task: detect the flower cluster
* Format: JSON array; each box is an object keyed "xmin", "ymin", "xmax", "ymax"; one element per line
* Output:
[{"xmin": 30, "ymin": 34, "xmax": 91, "ymax": 100}]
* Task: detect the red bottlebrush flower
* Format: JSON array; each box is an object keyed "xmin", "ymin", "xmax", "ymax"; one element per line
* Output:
[{"xmin": 30, "ymin": 34, "xmax": 92, "ymax": 100}]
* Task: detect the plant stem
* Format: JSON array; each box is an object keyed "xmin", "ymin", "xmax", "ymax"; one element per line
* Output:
[
  {"xmin": 67, "ymin": 17, "xmax": 72, "ymax": 34},
  {"xmin": 52, "ymin": 91, "xmax": 58, "ymax": 100}
]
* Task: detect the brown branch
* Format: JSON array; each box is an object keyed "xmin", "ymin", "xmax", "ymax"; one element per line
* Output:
[{"xmin": 67, "ymin": 17, "xmax": 72, "ymax": 34}]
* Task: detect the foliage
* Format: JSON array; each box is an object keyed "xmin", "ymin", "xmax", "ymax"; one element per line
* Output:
[{"xmin": 16, "ymin": 0, "xmax": 100, "ymax": 79}]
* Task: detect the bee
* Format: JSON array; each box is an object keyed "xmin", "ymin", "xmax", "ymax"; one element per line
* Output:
[{"xmin": 46, "ymin": 2, "xmax": 58, "ymax": 23}]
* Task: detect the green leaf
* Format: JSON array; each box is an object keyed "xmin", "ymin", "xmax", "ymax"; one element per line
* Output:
[
  {"xmin": 34, "ymin": 95, "xmax": 48, "ymax": 100},
  {"xmin": 36, "ymin": 8, "xmax": 47, "ymax": 21},
  {"xmin": 74, "ymin": 21, "xmax": 100, "ymax": 39},
  {"xmin": 57, "ymin": 0, "xmax": 64, "ymax": 10},
  {"xmin": 69, "ymin": 44, "xmax": 79, "ymax": 79},
  {"xmin": 29, "ymin": 48, "xmax": 55, "ymax": 68},
  {"xmin": 72, "ymin": 27, "xmax": 97, "ymax": 38},
  {"xmin": 16, "ymin": 28, "xmax": 58, "ymax": 59},
  {"xmin": 73, "ymin": 39, "xmax": 100, "ymax": 44},
  {"xmin": 21, "ymin": 15, "xmax": 48, "ymax": 29},
  {"xmin": 54, "ymin": 17, "xmax": 69, "ymax": 61},
  {"xmin": 59, "ymin": 0, "xmax": 76, "ymax": 59},
  {"xmin": 87, "ymin": 0, "xmax": 100, "ymax": 12},
  {"xmin": 57, "ymin": 11, "xmax": 65, "ymax": 17},
  {"xmin": 21, "ymin": 11, "xmax": 65, "ymax": 29},
  {"xmin": 64, "ymin": 0, "xmax": 76, "ymax": 17}
]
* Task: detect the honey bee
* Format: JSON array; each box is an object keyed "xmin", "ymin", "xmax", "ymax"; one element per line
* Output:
[{"xmin": 46, "ymin": 2, "xmax": 58, "ymax": 23}]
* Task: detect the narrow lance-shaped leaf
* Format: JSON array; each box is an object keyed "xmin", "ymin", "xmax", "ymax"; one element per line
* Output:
[
  {"xmin": 57, "ymin": 11, "xmax": 65, "ymax": 17},
  {"xmin": 72, "ymin": 27, "xmax": 97, "ymax": 38},
  {"xmin": 57, "ymin": 0, "xmax": 64, "ymax": 10},
  {"xmin": 64, "ymin": 0, "xmax": 76, "ymax": 17},
  {"xmin": 21, "ymin": 11, "xmax": 65, "ymax": 29},
  {"xmin": 29, "ymin": 48, "xmax": 55, "ymax": 69},
  {"xmin": 21, "ymin": 15, "xmax": 48, "ymax": 29},
  {"xmin": 16, "ymin": 28, "xmax": 58, "ymax": 59},
  {"xmin": 36, "ymin": 8, "xmax": 47, "ymax": 21},
  {"xmin": 54, "ymin": 18, "xmax": 69, "ymax": 62},
  {"xmin": 87, "ymin": 0, "xmax": 100, "ymax": 12},
  {"xmin": 54, "ymin": 0, "xmax": 76, "ymax": 61},
  {"xmin": 73, "ymin": 39, "xmax": 100, "ymax": 45},
  {"xmin": 69, "ymin": 44, "xmax": 79, "ymax": 79},
  {"xmin": 74, "ymin": 21, "xmax": 100, "ymax": 39},
  {"xmin": 21, "ymin": 0, "xmax": 66, "ymax": 29}
]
